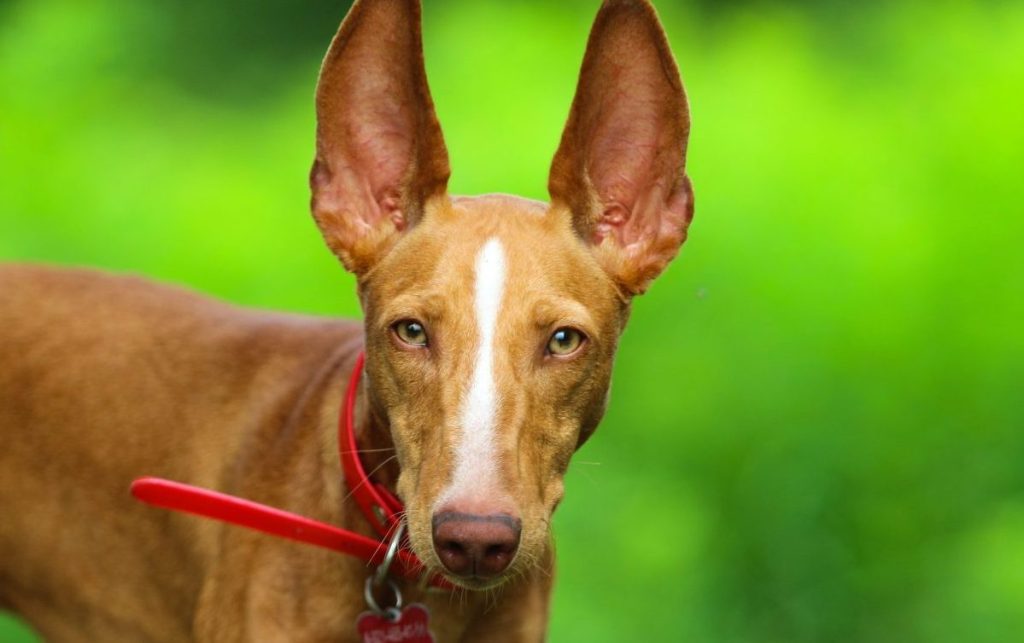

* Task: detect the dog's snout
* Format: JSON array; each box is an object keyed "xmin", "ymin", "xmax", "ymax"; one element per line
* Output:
[{"xmin": 432, "ymin": 511, "xmax": 522, "ymax": 579}]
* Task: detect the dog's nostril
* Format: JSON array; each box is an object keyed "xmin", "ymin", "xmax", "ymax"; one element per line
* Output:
[
  {"xmin": 432, "ymin": 511, "xmax": 522, "ymax": 579},
  {"xmin": 439, "ymin": 539, "xmax": 467, "ymax": 561},
  {"xmin": 436, "ymin": 538, "xmax": 473, "ymax": 577},
  {"xmin": 442, "ymin": 540, "xmax": 465, "ymax": 554},
  {"xmin": 485, "ymin": 543, "xmax": 512, "ymax": 558}
]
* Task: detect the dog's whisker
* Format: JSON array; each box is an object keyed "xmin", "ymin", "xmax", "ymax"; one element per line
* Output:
[
  {"xmin": 575, "ymin": 467, "xmax": 603, "ymax": 487},
  {"xmin": 339, "ymin": 447, "xmax": 396, "ymax": 455},
  {"xmin": 339, "ymin": 454, "xmax": 397, "ymax": 507}
]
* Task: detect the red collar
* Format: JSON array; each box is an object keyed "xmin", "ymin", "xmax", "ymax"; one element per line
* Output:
[
  {"xmin": 131, "ymin": 352, "xmax": 447, "ymax": 588},
  {"xmin": 339, "ymin": 352, "xmax": 404, "ymax": 537}
]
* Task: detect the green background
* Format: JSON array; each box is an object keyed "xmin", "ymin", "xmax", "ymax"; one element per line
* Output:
[{"xmin": 2, "ymin": 0, "xmax": 1022, "ymax": 641}]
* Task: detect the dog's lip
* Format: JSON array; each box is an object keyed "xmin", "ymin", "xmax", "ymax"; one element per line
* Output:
[{"xmin": 440, "ymin": 572, "xmax": 509, "ymax": 591}]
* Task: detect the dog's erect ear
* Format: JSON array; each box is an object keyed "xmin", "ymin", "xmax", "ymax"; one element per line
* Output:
[
  {"xmin": 549, "ymin": 0, "xmax": 693, "ymax": 296},
  {"xmin": 311, "ymin": 0, "xmax": 450, "ymax": 275}
]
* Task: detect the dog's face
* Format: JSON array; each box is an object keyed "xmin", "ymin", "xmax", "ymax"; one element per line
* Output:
[
  {"xmin": 359, "ymin": 195, "xmax": 626, "ymax": 587},
  {"xmin": 310, "ymin": 0, "xmax": 692, "ymax": 588}
]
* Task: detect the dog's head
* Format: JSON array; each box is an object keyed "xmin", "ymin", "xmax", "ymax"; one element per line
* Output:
[{"xmin": 310, "ymin": 0, "xmax": 691, "ymax": 589}]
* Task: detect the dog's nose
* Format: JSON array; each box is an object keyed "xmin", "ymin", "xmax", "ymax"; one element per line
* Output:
[{"xmin": 431, "ymin": 511, "xmax": 521, "ymax": 578}]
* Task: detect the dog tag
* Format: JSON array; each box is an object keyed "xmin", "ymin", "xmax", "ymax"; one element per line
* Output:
[{"xmin": 357, "ymin": 604, "xmax": 434, "ymax": 643}]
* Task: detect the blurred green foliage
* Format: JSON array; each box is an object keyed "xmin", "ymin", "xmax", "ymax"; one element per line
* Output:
[{"xmin": 2, "ymin": 0, "xmax": 1022, "ymax": 641}]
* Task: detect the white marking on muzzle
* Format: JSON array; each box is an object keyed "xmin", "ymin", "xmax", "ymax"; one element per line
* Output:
[{"xmin": 443, "ymin": 237, "xmax": 506, "ymax": 505}]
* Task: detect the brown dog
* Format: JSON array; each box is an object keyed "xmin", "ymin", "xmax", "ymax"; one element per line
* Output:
[{"xmin": 0, "ymin": 0, "xmax": 692, "ymax": 640}]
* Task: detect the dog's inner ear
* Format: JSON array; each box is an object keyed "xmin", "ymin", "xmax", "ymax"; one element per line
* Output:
[
  {"xmin": 548, "ymin": 0, "xmax": 693, "ymax": 296},
  {"xmin": 311, "ymin": 0, "xmax": 450, "ymax": 275}
]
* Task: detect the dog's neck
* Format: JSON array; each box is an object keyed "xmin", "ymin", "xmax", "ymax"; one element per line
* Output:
[
  {"xmin": 348, "ymin": 357, "xmax": 401, "ymax": 501},
  {"xmin": 309, "ymin": 348, "xmax": 403, "ymax": 535}
]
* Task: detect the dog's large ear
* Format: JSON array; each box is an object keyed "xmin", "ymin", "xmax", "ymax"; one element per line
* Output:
[
  {"xmin": 549, "ymin": 0, "xmax": 693, "ymax": 296},
  {"xmin": 311, "ymin": 0, "xmax": 450, "ymax": 275}
]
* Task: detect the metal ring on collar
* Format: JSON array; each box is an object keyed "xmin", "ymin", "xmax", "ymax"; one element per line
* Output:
[
  {"xmin": 373, "ymin": 521, "xmax": 406, "ymax": 587},
  {"xmin": 363, "ymin": 521, "xmax": 406, "ymax": 616},
  {"xmin": 364, "ymin": 574, "xmax": 402, "ymax": 617}
]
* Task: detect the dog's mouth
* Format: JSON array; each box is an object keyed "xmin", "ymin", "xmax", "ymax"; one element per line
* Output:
[
  {"xmin": 443, "ymin": 573, "xmax": 510, "ymax": 591},
  {"xmin": 430, "ymin": 564, "xmax": 520, "ymax": 592}
]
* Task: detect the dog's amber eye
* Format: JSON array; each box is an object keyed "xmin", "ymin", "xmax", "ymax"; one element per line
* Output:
[
  {"xmin": 547, "ymin": 327, "xmax": 584, "ymax": 356},
  {"xmin": 394, "ymin": 320, "xmax": 428, "ymax": 347}
]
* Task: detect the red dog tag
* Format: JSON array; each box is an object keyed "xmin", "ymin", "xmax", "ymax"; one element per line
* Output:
[{"xmin": 357, "ymin": 604, "xmax": 434, "ymax": 643}]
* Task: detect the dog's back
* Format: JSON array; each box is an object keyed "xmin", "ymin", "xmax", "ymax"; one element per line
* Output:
[{"xmin": 0, "ymin": 265, "xmax": 358, "ymax": 641}]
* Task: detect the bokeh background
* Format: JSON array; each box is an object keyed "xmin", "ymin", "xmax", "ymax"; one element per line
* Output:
[{"xmin": 2, "ymin": 0, "xmax": 1022, "ymax": 641}]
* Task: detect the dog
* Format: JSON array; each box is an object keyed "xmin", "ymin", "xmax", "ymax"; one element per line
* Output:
[{"xmin": 0, "ymin": 0, "xmax": 693, "ymax": 640}]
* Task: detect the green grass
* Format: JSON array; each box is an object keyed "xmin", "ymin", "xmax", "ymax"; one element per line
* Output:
[{"xmin": 2, "ymin": 1, "xmax": 1022, "ymax": 641}]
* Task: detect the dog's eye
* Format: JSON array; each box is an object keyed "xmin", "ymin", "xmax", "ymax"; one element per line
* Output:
[
  {"xmin": 547, "ymin": 327, "xmax": 584, "ymax": 356},
  {"xmin": 393, "ymin": 320, "xmax": 428, "ymax": 347}
]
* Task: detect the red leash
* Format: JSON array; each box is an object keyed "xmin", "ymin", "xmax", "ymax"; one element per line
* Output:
[{"xmin": 131, "ymin": 352, "xmax": 449, "ymax": 588}]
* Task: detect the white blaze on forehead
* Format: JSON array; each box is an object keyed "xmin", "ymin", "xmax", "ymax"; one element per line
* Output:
[{"xmin": 444, "ymin": 237, "xmax": 506, "ymax": 503}]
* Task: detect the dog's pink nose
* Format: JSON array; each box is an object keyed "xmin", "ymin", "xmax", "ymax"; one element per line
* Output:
[{"xmin": 431, "ymin": 511, "xmax": 521, "ymax": 579}]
